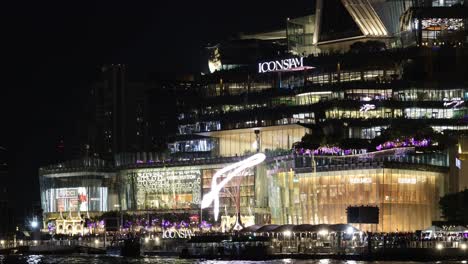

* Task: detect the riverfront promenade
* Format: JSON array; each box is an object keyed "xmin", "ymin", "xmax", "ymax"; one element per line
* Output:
[{"xmin": 2, "ymin": 231, "xmax": 468, "ymax": 261}]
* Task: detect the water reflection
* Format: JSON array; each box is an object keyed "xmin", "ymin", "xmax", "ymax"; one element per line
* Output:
[
  {"xmin": 0, "ymin": 256, "xmax": 465, "ymax": 264},
  {"xmin": 26, "ymin": 255, "xmax": 42, "ymax": 264}
]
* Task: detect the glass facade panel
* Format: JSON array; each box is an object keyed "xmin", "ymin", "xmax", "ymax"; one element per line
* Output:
[
  {"xmin": 268, "ymin": 167, "xmax": 443, "ymax": 232},
  {"xmin": 119, "ymin": 167, "xmax": 202, "ymax": 210},
  {"xmin": 216, "ymin": 126, "xmax": 308, "ymax": 157},
  {"xmin": 307, "ymin": 69, "xmax": 397, "ymax": 84},
  {"xmin": 325, "ymin": 107, "xmax": 403, "ymax": 119},
  {"xmin": 202, "ymin": 168, "xmax": 256, "ymax": 214},
  {"xmin": 40, "ymin": 171, "xmax": 117, "ymax": 213}
]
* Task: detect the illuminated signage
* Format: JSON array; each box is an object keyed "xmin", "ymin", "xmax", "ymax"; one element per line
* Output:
[
  {"xmin": 258, "ymin": 57, "xmax": 313, "ymax": 73},
  {"xmin": 398, "ymin": 178, "xmax": 417, "ymax": 184},
  {"xmin": 360, "ymin": 104, "xmax": 376, "ymax": 112},
  {"xmin": 350, "ymin": 178, "xmax": 372, "ymax": 184},
  {"xmin": 55, "ymin": 187, "xmax": 88, "ymax": 212},
  {"xmin": 162, "ymin": 228, "xmax": 194, "ymax": 239},
  {"xmin": 132, "ymin": 169, "xmax": 202, "ymax": 209},
  {"xmin": 201, "ymin": 153, "xmax": 266, "ymax": 221},
  {"xmin": 57, "ymin": 188, "xmax": 80, "ymax": 199},
  {"xmin": 443, "ymin": 98, "xmax": 464, "ymax": 109},
  {"xmin": 45, "ymin": 187, "xmax": 108, "ymax": 213}
]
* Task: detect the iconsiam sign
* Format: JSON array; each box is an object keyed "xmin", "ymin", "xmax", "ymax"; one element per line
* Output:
[
  {"xmin": 258, "ymin": 57, "xmax": 314, "ymax": 73},
  {"xmin": 201, "ymin": 153, "xmax": 266, "ymax": 221},
  {"xmin": 162, "ymin": 228, "xmax": 194, "ymax": 239},
  {"xmin": 376, "ymin": 138, "xmax": 431, "ymax": 151}
]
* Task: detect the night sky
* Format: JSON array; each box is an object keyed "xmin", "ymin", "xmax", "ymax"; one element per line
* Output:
[{"xmin": 1, "ymin": 1, "xmax": 313, "ymax": 218}]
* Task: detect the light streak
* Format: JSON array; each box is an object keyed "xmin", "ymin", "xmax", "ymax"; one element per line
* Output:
[{"xmin": 201, "ymin": 153, "xmax": 266, "ymax": 221}]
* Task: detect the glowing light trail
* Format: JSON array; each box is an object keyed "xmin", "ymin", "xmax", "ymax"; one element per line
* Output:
[{"xmin": 201, "ymin": 153, "xmax": 266, "ymax": 221}]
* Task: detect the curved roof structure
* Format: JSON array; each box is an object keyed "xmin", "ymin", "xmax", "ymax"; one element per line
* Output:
[
  {"xmin": 240, "ymin": 223, "xmax": 360, "ymax": 234},
  {"xmin": 239, "ymin": 224, "xmax": 262, "ymax": 233},
  {"xmin": 272, "ymin": 224, "xmax": 295, "ymax": 233},
  {"xmin": 255, "ymin": 224, "xmax": 280, "ymax": 233},
  {"xmin": 292, "ymin": 224, "xmax": 317, "ymax": 232},
  {"xmin": 329, "ymin": 224, "xmax": 359, "ymax": 233}
]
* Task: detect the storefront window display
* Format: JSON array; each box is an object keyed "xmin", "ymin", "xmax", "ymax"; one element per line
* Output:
[
  {"xmin": 122, "ymin": 168, "xmax": 202, "ymax": 210},
  {"xmin": 268, "ymin": 165, "xmax": 444, "ymax": 232},
  {"xmin": 40, "ymin": 170, "xmax": 116, "ymax": 214},
  {"xmin": 43, "ymin": 187, "xmax": 108, "ymax": 212}
]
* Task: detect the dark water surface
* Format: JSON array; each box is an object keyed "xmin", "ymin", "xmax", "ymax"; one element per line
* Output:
[{"xmin": 0, "ymin": 256, "xmax": 461, "ymax": 264}]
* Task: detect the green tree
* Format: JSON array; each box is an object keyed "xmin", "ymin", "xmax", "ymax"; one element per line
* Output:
[
  {"xmin": 371, "ymin": 119, "xmax": 438, "ymax": 147},
  {"xmin": 339, "ymin": 138, "xmax": 370, "ymax": 150},
  {"xmin": 296, "ymin": 121, "xmax": 346, "ymax": 149}
]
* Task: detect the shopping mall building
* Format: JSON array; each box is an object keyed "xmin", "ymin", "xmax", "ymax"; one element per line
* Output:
[{"xmin": 40, "ymin": 0, "xmax": 468, "ymax": 233}]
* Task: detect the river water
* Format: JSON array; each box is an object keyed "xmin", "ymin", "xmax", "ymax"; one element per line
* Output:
[{"xmin": 0, "ymin": 256, "xmax": 462, "ymax": 264}]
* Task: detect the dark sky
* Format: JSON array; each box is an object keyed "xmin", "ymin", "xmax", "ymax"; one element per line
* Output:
[{"xmin": 1, "ymin": 1, "xmax": 313, "ymax": 217}]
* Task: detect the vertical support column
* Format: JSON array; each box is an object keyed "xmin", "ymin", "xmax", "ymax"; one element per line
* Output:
[
  {"xmin": 313, "ymin": 0, "xmax": 323, "ymax": 46},
  {"xmin": 254, "ymin": 129, "xmax": 261, "ymax": 153}
]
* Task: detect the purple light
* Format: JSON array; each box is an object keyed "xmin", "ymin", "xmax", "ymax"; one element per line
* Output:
[
  {"xmin": 179, "ymin": 220, "xmax": 189, "ymax": 228},
  {"xmin": 199, "ymin": 220, "xmax": 212, "ymax": 229},
  {"xmin": 376, "ymin": 138, "xmax": 431, "ymax": 150},
  {"xmin": 47, "ymin": 222, "xmax": 56, "ymax": 232},
  {"xmin": 300, "ymin": 146, "xmax": 353, "ymax": 156},
  {"xmin": 162, "ymin": 220, "xmax": 171, "ymax": 228}
]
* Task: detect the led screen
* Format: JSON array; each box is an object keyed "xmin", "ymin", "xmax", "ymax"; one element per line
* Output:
[{"xmin": 44, "ymin": 187, "xmax": 108, "ymax": 212}]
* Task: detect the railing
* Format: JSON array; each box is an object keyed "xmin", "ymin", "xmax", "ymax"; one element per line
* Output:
[
  {"xmin": 117, "ymin": 149, "xmax": 292, "ymax": 169},
  {"xmin": 294, "ymin": 148, "xmax": 448, "ymax": 171},
  {"xmin": 0, "ymin": 238, "xmax": 110, "ymax": 249}
]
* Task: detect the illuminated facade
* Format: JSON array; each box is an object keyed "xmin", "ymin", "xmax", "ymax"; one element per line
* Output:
[
  {"xmin": 267, "ymin": 152, "xmax": 447, "ymax": 232},
  {"xmin": 115, "ymin": 159, "xmax": 267, "ymax": 223},
  {"xmin": 39, "ymin": 157, "xmax": 264, "ymax": 220},
  {"xmin": 39, "ymin": 158, "xmax": 118, "ymax": 220},
  {"xmin": 39, "ymin": 150, "xmax": 450, "ymax": 233},
  {"xmin": 118, "ymin": 167, "xmax": 202, "ymax": 210},
  {"xmin": 39, "ymin": 1, "xmax": 468, "ymax": 233},
  {"xmin": 196, "ymin": 125, "xmax": 308, "ymax": 157}
]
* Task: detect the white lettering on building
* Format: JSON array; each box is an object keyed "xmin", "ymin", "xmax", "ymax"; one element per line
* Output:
[
  {"xmin": 443, "ymin": 97, "xmax": 464, "ymax": 108},
  {"xmin": 258, "ymin": 57, "xmax": 306, "ymax": 73},
  {"xmin": 131, "ymin": 169, "xmax": 202, "ymax": 209},
  {"xmin": 162, "ymin": 229, "xmax": 194, "ymax": 239},
  {"xmin": 398, "ymin": 178, "xmax": 417, "ymax": 184},
  {"xmin": 360, "ymin": 104, "xmax": 376, "ymax": 112},
  {"xmin": 349, "ymin": 178, "xmax": 372, "ymax": 184}
]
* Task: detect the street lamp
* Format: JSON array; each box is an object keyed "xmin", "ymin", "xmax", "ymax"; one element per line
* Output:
[{"xmin": 30, "ymin": 220, "xmax": 38, "ymax": 229}]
